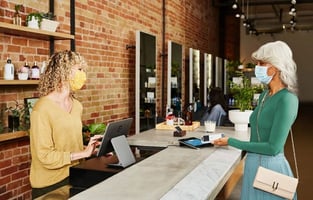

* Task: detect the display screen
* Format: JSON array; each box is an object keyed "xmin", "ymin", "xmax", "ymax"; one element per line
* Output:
[{"xmin": 184, "ymin": 138, "xmax": 203, "ymax": 147}]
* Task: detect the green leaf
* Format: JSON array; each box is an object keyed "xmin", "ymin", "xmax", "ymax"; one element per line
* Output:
[{"xmin": 88, "ymin": 123, "xmax": 106, "ymax": 135}]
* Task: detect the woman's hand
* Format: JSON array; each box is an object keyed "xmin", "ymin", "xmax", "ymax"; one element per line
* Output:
[
  {"xmin": 213, "ymin": 137, "xmax": 229, "ymax": 146},
  {"xmin": 84, "ymin": 135, "xmax": 103, "ymax": 157}
]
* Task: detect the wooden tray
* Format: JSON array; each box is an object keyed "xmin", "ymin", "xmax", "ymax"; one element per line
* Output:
[{"xmin": 155, "ymin": 121, "xmax": 200, "ymax": 131}]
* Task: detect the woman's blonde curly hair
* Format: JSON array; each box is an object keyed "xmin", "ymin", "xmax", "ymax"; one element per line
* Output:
[{"xmin": 38, "ymin": 50, "xmax": 87, "ymax": 97}]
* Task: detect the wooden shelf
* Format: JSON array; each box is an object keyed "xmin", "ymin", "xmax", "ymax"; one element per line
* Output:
[
  {"xmin": 0, "ymin": 131, "xmax": 28, "ymax": 142},
  {"xmin": 0, "ymin": 21, "xmax": 74, "ymax": 40},
  {"xmin": 0, "ymin": 80, "xmax": 39, "ymax": 85}
]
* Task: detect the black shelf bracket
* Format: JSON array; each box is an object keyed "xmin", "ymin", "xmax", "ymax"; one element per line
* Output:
[{"xmin": 126, "ymin": 44, "xmax": 135, "ymax": 50}]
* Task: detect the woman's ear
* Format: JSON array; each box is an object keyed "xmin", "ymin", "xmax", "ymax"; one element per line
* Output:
[{"xmin": 268, "ymin": 65, "xmax": 277, "ymax": 76}]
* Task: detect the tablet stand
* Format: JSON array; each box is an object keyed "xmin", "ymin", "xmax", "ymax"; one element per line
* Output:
[{"xmin": 108, "ymin": 135, "xmax": 136, "ymax": 168}]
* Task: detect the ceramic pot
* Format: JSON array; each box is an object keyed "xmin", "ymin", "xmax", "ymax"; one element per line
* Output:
[
  {"xmin": 27, "ymin": 16, "xmax": 39, "ymax": 29},
  {"xmin": 228, "ymin": 109, "xmax": 253, "ymax": 131}
]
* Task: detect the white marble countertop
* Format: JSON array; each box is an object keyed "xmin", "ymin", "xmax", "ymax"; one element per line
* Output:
[{"xmin": 70, "ymin": 126, "xmax": 250, "ymax": 200}]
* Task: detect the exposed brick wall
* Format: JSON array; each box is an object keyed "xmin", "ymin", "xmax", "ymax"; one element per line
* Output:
[
  {"xmin": 0, "ymin": 0, "xmax": 222, "ymax": 126},
  {"xmin": 0, "ymin": 0, "xmax": 236, "ymax": 199},
  {"xmin": 0, "ymin": 138, "xmax": 31, "ymax": 200}
]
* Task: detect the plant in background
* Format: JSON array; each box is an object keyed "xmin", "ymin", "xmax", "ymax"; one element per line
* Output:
[
  {"xmin": 5, "ymin": 101, "xmax": 25, "ymax": 131},
  {"xmin": 4, "ymin": 100, "xmax": 34, "ymax": 131},
  {"xmin": 226, "ymin": 60, "xmax": 243, "ymax": 79},
  {"xmin": 5, "ymin": 101, "xmax": 24, "ymax": 117},
  {"xmin": 82, "ymin": 123, "xmax": 106, "ymax": 145},
  {"xmin": 20, "ymin": 101, "xmax": 34, "ymax": 131},
  {"xmin": 40, "ymin": 12, "xmax": 56, "ymax": 20},
  {"xmin": 39, "ymin": 11, "xmax": 59, "ymax": 32},
  {"xmin": 230, "ymin": 75, "xmax": 257, "ymax": 111}
]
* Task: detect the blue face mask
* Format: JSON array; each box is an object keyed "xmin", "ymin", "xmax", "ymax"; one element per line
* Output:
[{"xmin": 255, "ymin": 65, "xmax": 273, "ymax": 84}]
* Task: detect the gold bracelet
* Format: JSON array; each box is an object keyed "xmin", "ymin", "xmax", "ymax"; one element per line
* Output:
[{"xmin": 70, "ymin": 153, "xmax": 73, "ymax": 161}]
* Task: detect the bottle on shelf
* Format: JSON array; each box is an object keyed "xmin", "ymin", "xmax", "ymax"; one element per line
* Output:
[
  {"xmin": 24, "ymin": 62, "xmax": 31, "ymax": 80},
  {"xmin": 31, "ymin": 61, "xmax": 40, "ymax": 80},
  {"xmin": 4, "ymin": 57, "xmax": 15, "ymax": 80}
]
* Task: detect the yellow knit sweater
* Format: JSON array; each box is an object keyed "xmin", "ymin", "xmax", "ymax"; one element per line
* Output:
[{"xmin": 29, "ymin": 96, "xmax": 83, "ymax": 188}]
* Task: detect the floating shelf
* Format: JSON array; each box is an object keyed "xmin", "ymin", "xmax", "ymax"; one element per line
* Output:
[
  {"xmin": 0, "ymin": 80, "xmax": 39, "ymax": 85},
  {"xmin": 0, "ymin": 131, "xmax": 28, "ymax": 142},
  {"xmin": 0, "ymin": 21, "xmax": 74, "ymax": 40}
]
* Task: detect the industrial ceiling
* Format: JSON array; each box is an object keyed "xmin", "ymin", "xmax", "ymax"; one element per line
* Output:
[{"xmin": 214, "ymin": 0, "xmax": 313, "ymax": 34}]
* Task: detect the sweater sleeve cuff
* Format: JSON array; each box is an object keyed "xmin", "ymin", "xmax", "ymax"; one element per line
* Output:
[
  {"xmin": 228, "ymin": 137, "xmax": 236, "ymax": 146},
  {"xmin": 64, "ymin": 152, "xmax": 71, "ymax": 164}
]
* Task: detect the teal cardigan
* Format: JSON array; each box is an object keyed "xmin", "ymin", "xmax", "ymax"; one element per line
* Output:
[{"xmin": 228, "ymin": 88, "xmax": 298, "ymax": 156}]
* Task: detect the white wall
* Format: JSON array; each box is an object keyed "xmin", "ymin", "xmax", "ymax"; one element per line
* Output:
[{"xmin": 240, "ymin": 28, "xmax": 313, "ymax": 102}]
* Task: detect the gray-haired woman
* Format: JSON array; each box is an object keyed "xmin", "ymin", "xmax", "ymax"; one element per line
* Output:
[{"xmin": 214, "ymin": 41, "xmax": 298, "ymax": 200}]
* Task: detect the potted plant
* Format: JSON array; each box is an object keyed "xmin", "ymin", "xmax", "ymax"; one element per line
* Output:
[
  {"xmin": 82, "ymin": 123, "xmax": 106, "ymax": 145},
  {"xmin": 226, "ymin": 60, "xmax": 243, "ymax": 79},
  {"xmin": 26, "ymin": 12, "xmax": 42, "ymax": 29},
  {"xmin": 5, "ymin": 101, "xmax": 24, "ymax": 132},
  {"xmin": 13, "ymin": 4, "xmax": 23, "ymax": 26},
  {"xmin": 228, "ymin": 75, "xmax": 258, "ymax": 131},
  {"xmin": 4, "ymin": 100, "xmax": 33, "ymax": 132},
  {"xmin": 40, "ymin": 12, "xmax": 59, "ymax": 32}
]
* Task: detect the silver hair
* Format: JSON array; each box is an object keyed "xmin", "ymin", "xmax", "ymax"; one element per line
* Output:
[{"xmin": 252, "ymin": 41, "xmax": 298, "ymax": 94}]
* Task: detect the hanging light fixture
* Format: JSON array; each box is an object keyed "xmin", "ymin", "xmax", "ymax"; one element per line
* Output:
[
  {"xmin": 290, "ymin": 16, "xmax": 296, "ymax": 25},
  {"xmin": 240, "ymin": 0, "xmax": 245, "ymax": 19},
  {"xmin": 289, "ymin": 4, "xmax": 296, "ymax": 16},
  {"xmin": 232, "ymin": 0, "xmax": 239, "ymax": 10},
  {"xmin": 243, "ymin": 0, "xmax": 250, "ymax": 27}
]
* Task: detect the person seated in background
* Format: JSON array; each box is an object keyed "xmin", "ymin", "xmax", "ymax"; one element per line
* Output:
[{"xmin": 200, "ymin": 87, "xmax": 228, "ymax": 126}]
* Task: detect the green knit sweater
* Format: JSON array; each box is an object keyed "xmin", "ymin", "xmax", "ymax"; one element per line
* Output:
[
  {"xmin": 228, "ymin": 89, "xmax": 298, "ymax": 156},
  {"xmin": 29, "ymin": 96, "xmax": 84, "ymax": 188}
]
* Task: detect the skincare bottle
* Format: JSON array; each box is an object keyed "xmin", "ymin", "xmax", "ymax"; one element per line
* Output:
[
  {"xmin": 31, "ymin": 61, "xmax": 40, "ymax": 80},
  {"xmin": 4, "ymin": 58, "xmax": 14, "ymax": 80},
  {"xmin": 24, "ymin": 62, "xmax": 31, "ymax": 80}
]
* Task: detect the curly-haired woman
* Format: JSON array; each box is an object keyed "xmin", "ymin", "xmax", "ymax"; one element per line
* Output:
[{"xmin": 29, "ymin": 50, "xmax": 102, "ymax": 198}]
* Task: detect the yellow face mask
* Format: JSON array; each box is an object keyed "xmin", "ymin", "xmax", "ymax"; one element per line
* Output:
[{"xmin": 70, "ymin": 70, "xmax": 87, "ymax": 91}]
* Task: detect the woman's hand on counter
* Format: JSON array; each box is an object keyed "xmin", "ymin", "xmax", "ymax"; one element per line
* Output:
[{"xmin": 213, "ymin": 137, "xmax": 229, "ymax": 146}]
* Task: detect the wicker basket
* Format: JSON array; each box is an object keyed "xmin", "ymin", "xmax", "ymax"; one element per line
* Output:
[{"xmin": 40, "ymin": 19, "xmax": 59, "ymax": 32}]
